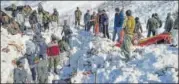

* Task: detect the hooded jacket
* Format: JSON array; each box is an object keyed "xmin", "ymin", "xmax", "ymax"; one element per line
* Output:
[{"xmin": 164, "ymin": 16, "xmax": 174, "ymax": 32}]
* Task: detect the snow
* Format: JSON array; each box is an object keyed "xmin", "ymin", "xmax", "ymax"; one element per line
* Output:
[{"xmin": 1, "ymin": 1, "xmax": 178, "ymax": 83}]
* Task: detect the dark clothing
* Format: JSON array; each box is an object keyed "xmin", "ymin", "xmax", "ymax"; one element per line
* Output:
[
  {"xmin": 103, "ymin": 24, "xmax": 110, "ymax": 38},
  {"xmin": 164, "ymin": 17, "xmax": 174, "ymax": 32},
  {"xmin": 147, "ymin": 17, "xmax": 158, "ymax": 37},
  {"xmin": 101, "ymin": 13, "xmax": 109, "ymax": 39}
]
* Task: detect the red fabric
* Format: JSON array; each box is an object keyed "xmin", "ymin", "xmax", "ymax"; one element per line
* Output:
[
  {"xmin": 47, "ymin": 42, "xmax": 60, "ymax": 56},
  {"xmin": 115, "ymin": 29, "xmax": 125, "ymax": 47},
  {"xmin": 138, "ymin": 33, "xmax": 171, "ymax": 47}
]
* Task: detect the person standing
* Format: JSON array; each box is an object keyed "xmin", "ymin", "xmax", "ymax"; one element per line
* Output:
[
  {"xmin": 61, "ymin": 20, "xmax": 73, "ymax": 49},
  {"xmin": 74, "ymin": 7, "xmax": 82, "ymax": 28},
  {"xmin": 170, "ymin": 13, "xmax": 178, "ymax": 47},
  {"xmin": 29, "ymin": 10, "xmax": 39, "ymax": 33},
  {"xmin": 50, "ymin": 8, "xmax": 59, "ymax": 29},
  {"xmin": 146, "ymin": 14, "xmax": 158, "ymax": 37},
  {"xmin": 121, "ymin": 10, "xmax": 135, "ymax": 62},
  {"xmin": 47, "ymin": 34, "xmax": 60, "ymax": 75},
  {"xmin": 84, "ymin": 10, "xmax": 91, "ymax": 31},
  {"xmin": 13, "ymin": 60, "xmax": 28, "ymax": 83},
  {"xmin": 154, "ymin": 13, "xmax": 162, "ymax": 34},
  {"xmin": 90, "ymin": 11, "xmax": 97, "ymax": 33},
  {"xmin": 134, "ymin": 17, "xmax": 143, "ymax": 39},
  {"xmin": 164, "ymin": 13, "xmax": 174, "ymax": 33},
  {"xmin": 101, "ymin": 9, "xmax": 110, "ymax": 39},
  {"xmin": 112, "ymin": 8, "xmax": 124, "ymax": 42}
]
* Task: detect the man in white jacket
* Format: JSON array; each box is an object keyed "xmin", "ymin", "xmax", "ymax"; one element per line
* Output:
[{"xmin": 17, "ymin": 10, "xmax": 25, "ymax": 34}]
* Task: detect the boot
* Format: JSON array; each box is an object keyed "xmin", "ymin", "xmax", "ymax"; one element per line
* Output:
[{"xmin": 54, "ymin": 68, "xmax": 58, "ymax": 75}]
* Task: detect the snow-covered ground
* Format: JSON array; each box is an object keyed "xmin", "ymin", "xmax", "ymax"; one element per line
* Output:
[{"xmin": 1, "ymin": 1, "xmax": 178, "ymax": 83}]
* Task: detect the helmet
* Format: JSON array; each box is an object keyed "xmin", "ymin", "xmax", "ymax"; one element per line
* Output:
[{"xmin": 126, "ymin": 10, "xmax": 132, "ymax": 16}]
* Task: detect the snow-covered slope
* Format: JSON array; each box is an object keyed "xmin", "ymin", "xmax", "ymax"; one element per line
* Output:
[{"xmin": 1, "ymin": 1, "xmax": 178, "ymax": 83}]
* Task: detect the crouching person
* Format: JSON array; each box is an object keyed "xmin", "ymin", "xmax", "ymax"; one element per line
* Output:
[
  {"xmin": 13, "ymin": 60, "xmax": 28, "ymax": 83},
  {"xmin": 47, "ymin": 34, "xmax": 60, "ymax": 74}
]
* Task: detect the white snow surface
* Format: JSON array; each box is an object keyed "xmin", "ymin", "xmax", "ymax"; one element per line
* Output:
[{"xmin": 1, "ymin": 1, "xmax": 178, "ymax": 83}]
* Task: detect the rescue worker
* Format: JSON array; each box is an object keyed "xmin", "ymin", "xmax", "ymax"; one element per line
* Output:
[
  {"xmin": 112, "ymin": 8, "xmax": 124, "ymax": 42},
  {"xmin": 47, "ymin": 34, "xmax": 60, "ymax": 74},
  {"xmin": 94, "ymin": 10, "xmax": 101, "ymax": 35},
  {"xmin": 36, "ymin": 38, "xmax": 48, "ymax": 83},
  {"xmin": 16, "ymin": 9, "xmax": 25, "ymax": 34},
  {"xmin": 98, "ymin": 9, "xmax": 103, "ymax": 33},
  {"xmin": 13, "ymin": 60, "xmax": 28, "ymax": 83},
  {"xmin": 24, "ymin": 36, "xmax": 40, "ymax": 83},
  {"xmin": 146, "ymin": 14, "xmax": 158, "ymax": 37},
  {"xmin": 38, "ymin": 3, "xmax": 44, "ymax": 14},
  {"xmin": 23, "ymin": 5, "xmax": 32, "ymax": 18},
  {"xmin": 58, "ymin": 38, "xmax": 71, "ymax": 67},
  {"xmin": 101, "ymin": 9, "xmax": 110, "ymax": 39},
  {"xmin": 154, "ymin": 13, "xmax": 163, "ymax": 34},
  {"xmin": 11, "ymin": 4, "xmax": 18, "ymax": 18},
  {"xmin": 37, "ymin": 10, "xmax": 44, "ymax": 32},
  {"xmin": 74, "ymin": 7, "xmax": 82, "ymax": 28},
  {"xmin": 164, "ymin": 13, "xmax": 174, "ymax": 33},
  {"xmin": 134, "ymin": 17, "xmax": 143, "ymax": 39},
  {"xmin": 170, "ymin": 13, "xmax": 178, "ymax": 47},
  {"xmin": 61, "ymin": 20, "xmax": 73, "ymax": 49},
  {"xmin": 84, "ymin": 10, "xmax": 91, "ymax": 31},
  {"xmin": 121, "ymin": 10, "xmax": 135, "ymax": 62},
  {"xmin": 43, "ymin": 12, "xmax": 50, "ymax": 31},
  {"xmin": 29, "ymin": 10, "xmax": 39, "ymax": 33},
  {"xmin": 50, "ymin": 8, "xmax": 59, "ymax": 28},
  {"xmin": 90, "ymin": 11, "xmax": 97, "ymax": 33}
]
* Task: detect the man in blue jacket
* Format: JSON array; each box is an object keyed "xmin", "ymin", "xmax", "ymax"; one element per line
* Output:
[{"xmin": 112, "ymin": 8, "xmax": 124, "ymax": 42}]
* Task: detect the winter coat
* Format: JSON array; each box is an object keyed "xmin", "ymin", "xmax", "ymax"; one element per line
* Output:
[
  {"xmin": 84, "ymin": 12, "xmax": 91, "ymax": 24},
  {"xmin": 164, "ymin": 17, "xmax": 174, "ymax": 32},
  {"xmin": 173, "ymin": 17, "xmax": 178, "ymax": 30},
  {"xmin": 47, "ymin": 41, "xmax": 60, "ymax": 57},
  {"xmin": 13, "ymin": 68, "xmax": 27, "ymax": 83},
  {"xmin": 114, "ymin": 12, "xmax": 124, "ymax": 29},
  {"xmin": 147, "ymin": 17, "xmax": 158, "ymax": 31},
  {"xmin": 154, "ymin": 16, "xmax": 162, "ymax": 28},
  {"xmin": 7, "ymin": 21, "xmax": 20, "ymax": 35},
  {"xmin": 124, "ymin": 16, "xmax": 135, "ymax": 37},
  {"xmin": 38, "ymin": 4, "xmax": 44, "ymax": 14},
  {"xmin": 134, "ymin": 21, "xmax": 143, "ymax": 33},
  {"xmin": 62, "ymin": 25, "xmax": 73, "ymax": 37},
  {"xmin": 100, "ymin": 13, "xmax": 109, "ymax": 25},
  {"xmin": 29, "ymin": 14, "xmax": 38, "ymax": 25},
  {"xmin": 75, "ymin": 10, "xmax": 82, "ymax": 19},
  {"xmin": 16, "ymin": 12, "xmax": 25, "ymax": 25}
]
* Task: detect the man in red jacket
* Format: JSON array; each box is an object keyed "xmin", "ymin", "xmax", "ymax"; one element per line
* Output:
[{"xmin": 47, "ymin": 34, "xmax": 60, "ymax": 74}]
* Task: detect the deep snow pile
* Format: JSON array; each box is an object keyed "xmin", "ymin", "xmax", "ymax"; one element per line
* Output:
[{"xmin": 71, "ymin": 33, "xmax": 178, "ymax": 83}]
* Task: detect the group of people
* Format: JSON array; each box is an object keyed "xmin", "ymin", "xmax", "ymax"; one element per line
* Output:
[
  {"xmin": 74, "ymin": 7, "xmax": 110, "ymax": 38},
  {"xmin": 1, "ymin": 3, "xmax": 60, "ymax": 35},
  {"xmin": 0, "ymin": 3, "xmax": 178, "ymax": 83},
  {"xmin": 1, "ymin": 3, "xmax": 72, "ymax": 83}
]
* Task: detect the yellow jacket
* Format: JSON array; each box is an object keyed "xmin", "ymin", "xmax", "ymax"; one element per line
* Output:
[{"xmin": 124, "ymin": 16, "xmax": 135, "ymax": 37}]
